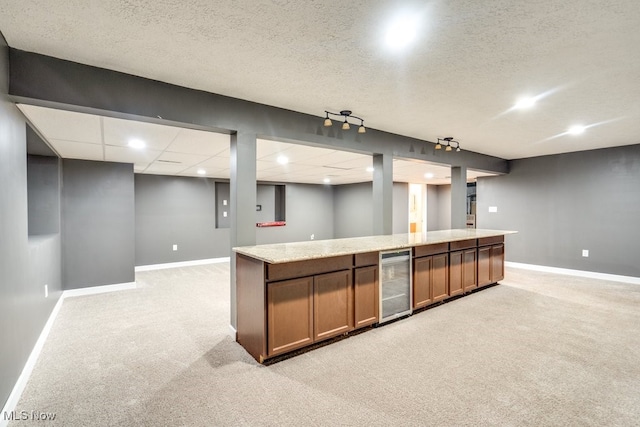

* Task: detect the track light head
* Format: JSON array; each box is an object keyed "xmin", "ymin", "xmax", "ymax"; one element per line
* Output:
[
  {"xmin": 323, "ymin": 110, "xmax": 366, "ymax": 134},
  {"xmin": 436, "ymin": 137, "xmax": 460, "ymax": 153}
]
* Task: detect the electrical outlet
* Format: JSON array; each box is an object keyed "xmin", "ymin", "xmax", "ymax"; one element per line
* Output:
[
  {"xmin": 173, "ymin": 244, "xmax": 178, "ymax": 251},
  {"xmin": 223, "ymin": 199, "xmax": 228, "ymax": 206},
  {"xmin": 44, "ymin": 284, "xmax": 48, "ymax": 298},
  {"xmin": 310, "ymin": 234, "xmax": 315, "ymax": 240},
  {"xmin": 582, "ymin": 249, "xmax": 589, "ymax": 257}
]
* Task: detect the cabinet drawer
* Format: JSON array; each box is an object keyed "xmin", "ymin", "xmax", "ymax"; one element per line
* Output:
[
  {"xmin": 414, "ymin": 242, "xmax": 449, "ymax": 258},
  {"xmin": 478, "ymin": 235, "xmax": 504, "ymax": 246},
  {"xmin": 266, "ymin": 255, "xmax": 352, "ymax": 282},
  {"xmin": 450, "ymin": 239, "xmax": 477, "ymax": 250},
  {"xmin": 355, "ymin": 251, "xmax": 379, "ymax": 267}
]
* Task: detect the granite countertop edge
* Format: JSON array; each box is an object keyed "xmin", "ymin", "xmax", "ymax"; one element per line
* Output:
[{"xmin": 233, "ymin": 229, "xmax": 517, "ymax": 264}]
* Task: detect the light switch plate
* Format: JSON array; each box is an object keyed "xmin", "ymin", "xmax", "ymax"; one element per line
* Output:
[
  {"xmin": 489, "ymin": 206, "xmax": 498, "ymax": 213},
  {"xmin": 582, "ymin": 249, "xmax": 589, "ymax": 257}
]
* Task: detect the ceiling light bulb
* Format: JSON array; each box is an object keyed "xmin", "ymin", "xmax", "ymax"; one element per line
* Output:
[
  {"xmin": 128, "ymin": 139, "xmax": 145, "ymax": 149},
  {"xmin": 366, "ymin": 166, "xmax": 374, "ymax": 172},
  {"xmin": 323, "ymin": 178, "xmax": 331, "ymax": 184},
  {"xmin": 342, "ymin": 120, "xmax": 350, "ymax": 131},
  {"xmin": 386, "ymin": 16, "xmax": 418, "ymax": 49},
  {"xmin": 424, "ymin": 172, "xmax": 434, "ymax": 179},
  {"xmin": 514, "ymin": 97, "xmax": 536, "ymax": 109},
  {"xmin": 277, "ymin": 155, "xmax": 289, "ymax": 165},
  {"xmin": 445, "ymin": 145, "xmax": 452, "ymax": 152},
  {"xmin": 568, "ymin": 125, "xmax": 585, "ymax": 135},
  {"xmin": 197, "ymin": 169, "xmax": 206, "ymax": 175}
]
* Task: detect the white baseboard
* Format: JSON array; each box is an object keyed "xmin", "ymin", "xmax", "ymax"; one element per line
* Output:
[
  {"xmin": 135, "ymin": 257, "xmax": 230, "ymax": 272},
  {"xmin": 229, "ymin": 325, "xmax": 237, "ymax": 341},
  {"xmin": 1, "ymin": 294, "xmax": 64, "ymax": 427},
  {"xmin": 505, "ymin": 262, "xmax": 640, "ymax": 285},
  {"xmin": 63, "ymin": 281, "xmax": 137, "ymax": 298},
  {"xmin": 1, "ymin": 281, "xmax": 136, "ymax": 426}
]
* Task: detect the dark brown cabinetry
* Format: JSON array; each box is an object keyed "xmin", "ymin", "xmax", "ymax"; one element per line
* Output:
[
  {"xmin": 314, "ymin": 270, "xmax": 353, "ymax": 341},
  {"xmin": 413, "ymin": 243, "xmax": 449, "ymax": 308},
  {"xmin": 478, "ymin": 236, "xmax": 505, "ymax": 287},
  {"xmin": 267, "ymin": 277, "xmax": 314, "ymax": 356},
  {"xmin": 354, "ymin": 265, "xmax": 378, "ymax": 328},
  {"xmin": 449, "ymin": 239, "xmax": 477, "ymax": 296}
]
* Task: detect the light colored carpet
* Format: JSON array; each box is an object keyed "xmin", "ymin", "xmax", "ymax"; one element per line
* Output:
[{"xmin": 10, "ymin": 264, "xmax": 640, "ymax": 426}]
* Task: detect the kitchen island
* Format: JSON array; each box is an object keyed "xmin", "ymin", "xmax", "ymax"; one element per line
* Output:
[{"xmin": 234, "ymin": 229, "xmax": 516, "ymax": 363}]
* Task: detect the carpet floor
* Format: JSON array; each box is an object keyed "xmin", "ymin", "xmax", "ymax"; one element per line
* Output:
[{"xmin": 9, "ymin": 264, "xmax": 640, "ymax": 426}]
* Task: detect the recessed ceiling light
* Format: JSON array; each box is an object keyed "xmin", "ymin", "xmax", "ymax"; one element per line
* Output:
[
  {"xmin": 424, "ymin": 172, "xmax": 434, "ymax": 179},
  {"xmin": 197, "ymin": 169, "xmax": 206, "ymax": 175},
  {"xmin": 366, "ymin": 166, "xmax": 374, "ymax": 172},
  {"xmin": 514, "ymin": 97, "xmax": 536, "ymax": 109},
  {"xmin": 277, "ymin": 155, "xmax": 289, "ymax": 165},
  {"xmin": 568, "ymin": 125, "xmax": 586, "ymax": 135},
  {"xmin": 128, "ymin": 138, "xmax": 145, "ymax": 149},
  {"xmin": 323, "ymin": 178, "xmax": 331, "ymax": 184},
  {"xmin": 385, "ymin": 15, "xmax": 419, "ymax": 49}
]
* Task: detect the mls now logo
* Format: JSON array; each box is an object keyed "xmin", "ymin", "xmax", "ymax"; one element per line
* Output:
[{"xmin": 3, "ymin": 410, "xmax": 57, "ymax": 421}]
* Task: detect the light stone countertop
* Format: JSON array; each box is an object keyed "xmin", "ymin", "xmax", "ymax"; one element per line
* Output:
[{"xmin": 233, "ymin": 229, "xmax": 517, "ymax": 264}]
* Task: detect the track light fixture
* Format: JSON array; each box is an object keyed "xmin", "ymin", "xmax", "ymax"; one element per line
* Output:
[
  {"xmin": 435, "ymin": 137, "xmax": 461, "ymax": 152},
  {"xmin": 323, "ymin": 110, "xmax": 366, "ymax": 134}
]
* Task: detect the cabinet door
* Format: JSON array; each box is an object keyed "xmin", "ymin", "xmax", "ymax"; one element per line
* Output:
[
  {"xmin": 314, "ymin": 270, "xmax": 353, "ymax": 341},
  {"xmin": 463, "ymin": 248, "xmax": 477, "ymax": 292},
  {"xmin": 491, "ymin": 244, "xmax": 505, "ymax": 282},
  {"xmin": 477, "ymin": 246, "xmax": 492, "ymax": 287},
  {"xmin": 449, "ymin": 251, "xmax": 464, "ymax": 297},
  {"xmin": 354, "ymin": 266, "xmax": 378, "ymax": 328},
  {"xmin": 267, "ymin": 277, "xmax": 314, "ymax": 356},
  {"xmin": 413, "ymin": 256, "xmax": 433, "ymax": 309},
  {"xmin": 432, "ymin": 253, "xmax": 449, "ymax": 302}
]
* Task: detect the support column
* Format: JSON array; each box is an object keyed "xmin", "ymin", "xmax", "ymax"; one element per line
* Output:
[
  {"xmin": 230, "ymin": 131, "xmax": 257, "ymax": 331},
  {"xmin": 450, "ymin": 166, "xmax": 467, "ymax": 229},
  {"xmin": 373, "ymin": 153, "xmax": 393, "ymax": 235}
]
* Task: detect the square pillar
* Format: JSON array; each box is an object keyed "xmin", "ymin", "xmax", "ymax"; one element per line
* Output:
[
  {"xmin": 230, "ymin": 131, "xmax": 257, "ymax": 330},
  {"xmin": 450, "ymin": 166, "xmax": 467, "ymax": 229},
  {"xmin": 373, "ymin": 153, "xmax": 393, "ymax": 235}
]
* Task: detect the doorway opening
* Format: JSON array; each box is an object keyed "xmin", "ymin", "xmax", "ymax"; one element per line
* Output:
[{"xmin": 408, "ymin": 183, "xmax": 426, "ymax": 234}]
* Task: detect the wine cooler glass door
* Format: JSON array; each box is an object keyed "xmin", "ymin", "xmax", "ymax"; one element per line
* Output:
[{"xmin": 379, "ymin": 249, "xmax": 412, "ymax": 323}]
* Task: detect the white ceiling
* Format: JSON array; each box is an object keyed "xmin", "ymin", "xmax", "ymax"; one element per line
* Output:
[
  {"xmin": 19, "ymin": 104, "xmax": 494, "ymax": 185},
  {"xmin": 3, "ymin": 1, "xmax": 640, "ymax": 160}
]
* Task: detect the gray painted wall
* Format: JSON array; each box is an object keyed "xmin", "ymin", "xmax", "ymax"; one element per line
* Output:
[
  {"xmin": 134, "ymin": 174, "xmax": 229, "ymax": 266},
  {"xmin": 426, "ymin": 185, "xmax": 439, "ymax": 231},
  {"xmin": 62, "ymin": 159, "xmax": 135, "ymax": 289},
  {"xmin": 477, "ymin": 145, "xmax": 640, "ymax": 277},
  {"xmin": 27, "ymin": 155, "xmax": 61, "ymax": 235},
  {"xmin": 256, "ymin": 183, "xmax": 334, "ymax": 244},
  {"xmin": 1, "ymin": 33, "xmax": 62, "ymax": 410},
  {"xmin": 334, "ymin": 182, "xmax": 374, "ymax": 238},
  {"xmin": 333, "ymin": 181, "xmax": 410, "ymax": 238}
]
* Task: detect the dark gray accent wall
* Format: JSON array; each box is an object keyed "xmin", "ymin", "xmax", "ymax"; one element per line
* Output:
[
  {"xmin": 27, "ymin": 155, "xmax": 61, "ymax": 235},
  {"xmin": 256, "ymin": 184, "xmax": 276, "ymax": 223},
  {"xmin": 334, "ymin": 182, "xmax": 374, "ymax": 238},
  {"xmin": 134, "ymin": 174, "xmax": 229, "ymax": 266},
  {"xmin": 62, "ymin": 159, "xmax": 135, "ymax": 289},
  {"xmin": 393, "ymin": 182, "xmax": 409, "ymax": 234},
  {"xmin": 256, "ymin": 183, "xmax": 334, "ymax": 244},
  {"xmin": 0, "ymin": 32, "xmax": 62, "ymax": 410},
  {"xmin": 477, "ymin": 145, "xmax": 640, "ymax": 277}
]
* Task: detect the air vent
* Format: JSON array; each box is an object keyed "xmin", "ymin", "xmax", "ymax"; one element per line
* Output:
[
  {"xmin": 322, "ymin": 165, "xmax": 351, "ymax": 171},
  {"xmin": 157, "ymin": 160, "xmax": 182, "ymax": 164}
]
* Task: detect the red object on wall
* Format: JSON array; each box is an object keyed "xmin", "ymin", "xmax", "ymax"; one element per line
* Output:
[{"xmin": 256, "ymin": 221, "xmax": 286, "ymax": 227}]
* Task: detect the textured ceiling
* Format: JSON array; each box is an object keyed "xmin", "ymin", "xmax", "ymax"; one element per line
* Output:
[{"xmin": 2, "ymin": 1, "xmax": 640, "ymax": 159}]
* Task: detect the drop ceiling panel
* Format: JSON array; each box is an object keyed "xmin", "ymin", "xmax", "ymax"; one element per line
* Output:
[
  {"xmin": 143, "ymin": 162, "xmax": 189, "ymax": 174},
  {"xmin": 155, "ymin": 151, "xmax": 210, "ymax": 166},
  {"xmin": 19, "ymin": 105, "xmax": 102, "ymax": 144},
  {"xmin": 104, "ymin": 145, "xmax": 162, "ymax": 165},
  {"xmin": 179, "ymin": 167, "xmax": 229, "ymax": 179},
  {"xmin": 198, "ymin": 155, "xmax": 230, "ymax": 169},
  {"xmin": 103, "ymin": 117, "xmax": 180, "ymax": 150},
  {"xmin": 167, "ymin": 130, "xmax": 229, "ymax": 155},
  {"xmin": 49, "ymin": 139, "xmax": 104, "ymax": 161}
]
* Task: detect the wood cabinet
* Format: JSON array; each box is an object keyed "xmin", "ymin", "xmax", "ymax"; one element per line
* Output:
[
  {"xmin": 478, "ymin": 236, "xmax": 505, "ymax": 287},
  {"xmin": 414, "ymin": 251, "xmax": 449, "ymax": 308},
  {"xmin": 314, "ymin": 270, "xmax": 353, "ymax": 341},
  {"xmin": 449, "ymin": 238, "xmax": 478, "ymax": 296},
  {"xmin": 354, "ymin": 265, "xmax": 378, "ymax": 328},
  {"xmin": 267, "ymin": 276, "xmax": 314, "ymax": 356}
]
